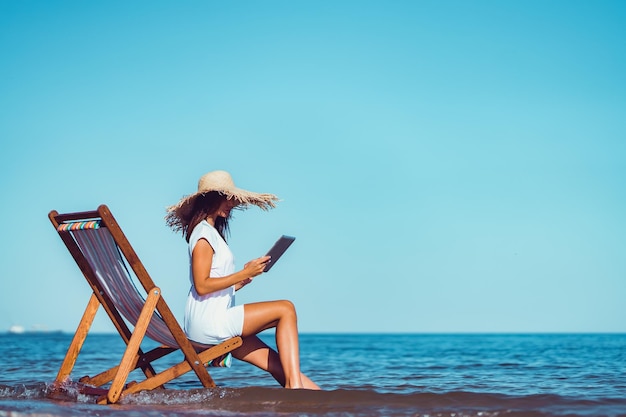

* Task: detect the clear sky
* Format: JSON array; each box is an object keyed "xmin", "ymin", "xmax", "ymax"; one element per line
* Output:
[{"xmin": 1, "ymin": 1, "xmax": 624, "ymax": 334}]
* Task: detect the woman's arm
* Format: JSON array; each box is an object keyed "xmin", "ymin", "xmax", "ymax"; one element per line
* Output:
[
  {"xmin": 191, "ymin": 238, "xmax": 268, "ymax": 296},
  {"xmin": 234, "ymin": 277, "xmax": 253, "ymax": 291}
]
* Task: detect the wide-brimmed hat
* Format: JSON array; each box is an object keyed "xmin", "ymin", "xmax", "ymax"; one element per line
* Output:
[{"xmin": 167, "ymin": 170, "xmax": 279, "ymax": 215}]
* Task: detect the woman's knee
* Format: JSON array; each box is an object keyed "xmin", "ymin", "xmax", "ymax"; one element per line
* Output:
[
  {"xmin": 242, "ymin": 301, "xmax": 297, "ymax": 335},
  {"xmin": 277, "ymin": 300, "xmax": 297, "ymax": 318}
]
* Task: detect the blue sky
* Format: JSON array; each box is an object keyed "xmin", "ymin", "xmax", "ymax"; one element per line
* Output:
[{"xmin": 1, "ymin": 1, "xmax": 624, "ymax": 334}]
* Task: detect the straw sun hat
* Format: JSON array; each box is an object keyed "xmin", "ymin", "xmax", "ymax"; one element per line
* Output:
[{"xmin": 166, "ymin": 170, "xmax": 278, "ymax": 227}]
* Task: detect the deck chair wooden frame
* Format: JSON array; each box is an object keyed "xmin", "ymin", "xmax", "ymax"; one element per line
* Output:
[{"xmin": 49, "ymin": 204, "xmax": 242, "ymax": 404}]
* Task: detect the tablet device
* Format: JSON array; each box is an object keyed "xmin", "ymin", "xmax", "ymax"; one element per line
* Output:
[{"xmin": 264, "ymin": 235, "xmax": 295, "ymax": 272}]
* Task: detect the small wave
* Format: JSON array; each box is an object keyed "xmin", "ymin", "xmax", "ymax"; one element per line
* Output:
[
  {"xmin": 0, "ymin": 382, "xmax": 98, "ymax": 404},
  {"xmin": 2, "ymin": 383, "xmax": 626, "ymax": 417},
  {"xmin": 0, "ymin": 383, "xmax": 49, "ymax": 400}
]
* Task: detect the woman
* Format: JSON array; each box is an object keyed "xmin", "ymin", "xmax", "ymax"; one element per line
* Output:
[{"xmin": 166, "ymin": 170, "xmax": 319, "ymax": 390}]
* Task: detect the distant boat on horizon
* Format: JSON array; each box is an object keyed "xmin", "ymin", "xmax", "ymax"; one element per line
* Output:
[
  {"xmin": 8, "ymin": 325, "xmax": 25, "ymax": 334},
  {"xmin": 6, "ymin": 325, "xmax": 63, "ymax": 334}
]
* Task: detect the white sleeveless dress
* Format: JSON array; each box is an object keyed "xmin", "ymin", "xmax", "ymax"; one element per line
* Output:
[{"xmin": 183, "ymin": 220, "xmax": 244, "ymax": 345}]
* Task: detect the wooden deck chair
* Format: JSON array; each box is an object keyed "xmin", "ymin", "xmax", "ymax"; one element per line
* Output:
[{"xmin": 48, "ymin": 204, "xmax": 242, "ymax": 404}]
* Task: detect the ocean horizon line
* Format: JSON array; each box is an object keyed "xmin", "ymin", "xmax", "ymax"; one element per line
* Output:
[{"xmin": 3, "ymin": 330, "xmax": 625, "ymax": 336}]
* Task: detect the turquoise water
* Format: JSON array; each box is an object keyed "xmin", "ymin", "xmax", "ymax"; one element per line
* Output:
[{"xmin": 1, "ymin": 333, "xmax": 625, "ymax": 416}]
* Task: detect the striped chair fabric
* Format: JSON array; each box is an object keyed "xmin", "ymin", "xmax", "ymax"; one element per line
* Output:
[{"xmin": 57, "ymin": 221, "xmax": 179, "ymax": 348}]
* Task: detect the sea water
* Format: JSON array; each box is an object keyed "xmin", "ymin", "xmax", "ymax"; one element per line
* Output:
[{"xmin": 0, "ymin": 333, "xmax": 625, "ymax": 416}]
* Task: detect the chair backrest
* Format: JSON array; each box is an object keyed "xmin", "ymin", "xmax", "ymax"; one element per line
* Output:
[{"xmin": 57, "ymin": 220, "xmax": 179, "ymax": 347}]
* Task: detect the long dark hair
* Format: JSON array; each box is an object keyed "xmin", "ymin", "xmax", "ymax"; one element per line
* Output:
[{"xmin": 166, "ymin": 191, "xmax": 232, "ymax": 242}]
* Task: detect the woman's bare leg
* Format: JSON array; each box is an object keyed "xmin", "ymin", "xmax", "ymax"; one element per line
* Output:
[
  {"xmin": 241, "ymin": 300, "xmax": 304, "ymax": 389},
  {"xmin": 301, "ymin": 373, "xmax": 320, "ymax": 390},
  {"xmin": 232, "ymin": 335, "xmax": 285, "ymax": 385},
  {"xmin": 233, "ymin": 334, "xmax": 321, "ymax": 390}
]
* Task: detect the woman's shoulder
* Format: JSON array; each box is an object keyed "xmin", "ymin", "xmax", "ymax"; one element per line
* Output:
[
  {"xmin": 192, "ymin": 220, "xmax": 220, "ymax": 237},
  {"xmin": 189, "ymin": 221, "xmax": 219, "ymax": 247}
]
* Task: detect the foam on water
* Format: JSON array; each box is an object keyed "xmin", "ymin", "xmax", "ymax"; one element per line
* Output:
[{"xmin": 2, "ymin": 382, "xmax": 626, "ymax": 417}]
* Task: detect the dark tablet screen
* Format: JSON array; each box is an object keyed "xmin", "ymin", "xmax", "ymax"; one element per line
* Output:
[{"xmin": 264, "ymin": 235, "xmax": 295, "ymax": 272}]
